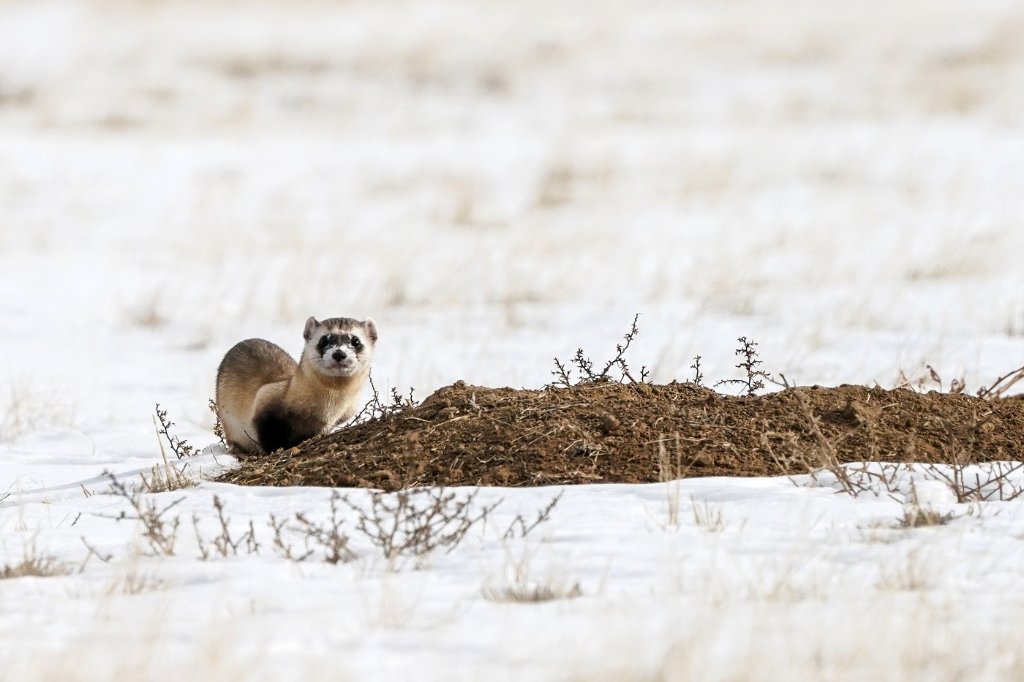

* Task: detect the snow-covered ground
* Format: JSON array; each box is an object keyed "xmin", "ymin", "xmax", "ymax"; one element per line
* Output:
[
  {"xmin": 7, "ymin": 463, "xmax": 1024, "ymax": 680},
  {"xmin": 2, "ymin": 0, "xmax": 1023, "ymax": 678}
]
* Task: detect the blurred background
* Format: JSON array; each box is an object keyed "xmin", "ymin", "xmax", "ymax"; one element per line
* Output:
[{"xmin": 1, "ymin": 0, "xmax": 1022, "ymax": 451}]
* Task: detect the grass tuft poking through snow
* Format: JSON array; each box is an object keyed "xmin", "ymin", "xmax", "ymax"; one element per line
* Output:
[{"xmin": 1, "ymin": 543, "xmax": 68, "ymax": 579}]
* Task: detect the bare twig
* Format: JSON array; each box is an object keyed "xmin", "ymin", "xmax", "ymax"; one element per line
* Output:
[
  {"xmin": 209, "ymin": 399, "xmax": 227, "ymax": 446},
  {"xmin": 292, "ymin": 492, "xmax": 356, "ymax": 564},
  {"xmin": 714, "ymin": 337, "xmax": 779, "ymax": 396},
  {"xmin": 268, "ymin": 514, "xmax": 315, "ymax": 562},
  {"xmin": 690, "ymin": 355, "xmax": 704, "ymax": 387},
  {"xmin": 78, "ymin": 537, "xmax": 113, "ymax": 572},
  {"xmin": 550, "ymin": 357, "xmax": 573, "ymax": 388},
  {"xmin": 350, "ymin": 374, "xmax": 418, "ymax": 425},
  {"xmin": 502, "ymin": 492, "xmax": 563, "ymax": 540},
  {"xmin": 977, "ymin": 365, "xmax": 1024, "ymax": 400},
  {"xmin": 154, "ymin": 404, "xmax": 198, "ymax": 459},
  {"xmin": 266, "ymin": 492, "xmax": 354, "ymax": 564}
]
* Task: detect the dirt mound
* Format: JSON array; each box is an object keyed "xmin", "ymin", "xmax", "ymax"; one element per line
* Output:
[{"xmin": 221, "ymin": 381, "xmax": 1024, "ymax": 490}]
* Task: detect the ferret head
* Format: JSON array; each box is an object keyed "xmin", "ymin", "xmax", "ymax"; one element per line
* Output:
[{"xmin": 301, "ymin": 316, "xmax": 377, "ymax": 378}]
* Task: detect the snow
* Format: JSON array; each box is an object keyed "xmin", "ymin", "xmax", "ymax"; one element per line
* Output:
[
  {"xmin": 2, "ymin": 0, "xmax": 1024, "ymax": 678},
  {"xmin": 6, "ymin": 464, "xmax": 1024, "ymax": 679}
]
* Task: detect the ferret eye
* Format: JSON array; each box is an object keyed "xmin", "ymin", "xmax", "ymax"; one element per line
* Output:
[{"xmin": 351, "ymin": 337, "xmax": 363, "ymax": 350}]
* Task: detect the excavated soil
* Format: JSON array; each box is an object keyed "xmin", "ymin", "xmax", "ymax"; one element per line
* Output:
[{"xmin": 221, "ymin": 381, "xmax": 1024, "ymax": 490}]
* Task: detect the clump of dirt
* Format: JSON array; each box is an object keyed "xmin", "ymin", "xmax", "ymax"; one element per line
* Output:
[{"xmin": 221, "ymin": 380, "xmax": 1024, "ymax": 490}]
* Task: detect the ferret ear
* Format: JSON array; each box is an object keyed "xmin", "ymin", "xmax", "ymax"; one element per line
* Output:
[
  {"xmin": 363, "ymin": 317, "xmax": 378, "ymax": 343},
  {"xmin": 303, "ymin": 316, "xmax": 320, "ymax": 341}
]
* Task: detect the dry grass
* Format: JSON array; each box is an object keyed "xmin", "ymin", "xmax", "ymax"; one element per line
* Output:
[
  {"xmin": 482, "ymin": 578, "xmax": 583, "ymax": 604},
  {"xmin": 4, "ymin": 0, "xmax": 1024, "ymax": 676},
  {"xmin": 1, "ymin": 544, "xmax": 68, "ymax": 579},
  {"xmin": 897, "ymin": 500, "xmax": 956, "ymax": 529},
  {"xmin": 6, "ymin": 0, "xmax": 1021, "ymax": 344},
  {"xmin": 690, "ymin": 499, "xmax": 725, "ymax": 533},
  {"xmin": 0, "ymin": 381, "xmax": 76, "ymax": 442},
  {"xmin": 656, "ymin": 437, "xmax": 684, "ymax": 530},
  {"xmin": 888, "ymin": 482, "xmax": 959, "ymax": 529},
  {"xmin": 139, "ymin": 449, "xmax": 194, "ymax": 494},
  {"xmin": 761, "ymin": 379, "xmax": 1024, "ymax": 503},
  {"xmin": 876, "ymin": 549, "xmax": 934, "ymax": 592},
  {"xmin": 857, "ymin": 524, "xmax": 903, "ymax": 545},
  {"xmin": 359, "ymin": 579, "xmax": 424, "ymax": 631},
  {"xmin": 626, "ymin": 596, "xmax": 1023, "ymax": 681},
  {"xmin": 482, "ymin": 546, "xmax": 582, "ymax": 604},
  {"xmin": 124, "ymin": 290, "xmax": 168, "ymax": 328},
  {"xmin": 106, "ymin": 570, "xmax": 164, "ymax": 596}
]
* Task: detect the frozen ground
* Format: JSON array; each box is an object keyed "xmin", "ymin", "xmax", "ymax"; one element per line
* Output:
[
  {"xmin": 6, "ymin": 462, "xmax": 1024, "ymax": 681},
  {"xmin": 1, "ymin": 0, "xmax": 1023, "ymax": 678}
]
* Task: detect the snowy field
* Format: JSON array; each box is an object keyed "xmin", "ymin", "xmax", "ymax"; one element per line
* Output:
[{"xmin": 2, "ymin": 0, "xmax": 1024, "ymax": 678}]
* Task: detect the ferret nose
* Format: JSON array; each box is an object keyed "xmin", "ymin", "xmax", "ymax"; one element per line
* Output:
[{"xmin": 332, "ymin": 350, "xmax": 347, "ymax": 362}]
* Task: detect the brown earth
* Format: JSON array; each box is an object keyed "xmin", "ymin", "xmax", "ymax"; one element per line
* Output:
[{"xmin": 220, "ymin": 381, "xmax": 1024, "ymax": 490}]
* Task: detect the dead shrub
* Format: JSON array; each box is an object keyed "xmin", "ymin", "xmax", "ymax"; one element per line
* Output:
[
  {"xmin": 268, "ymin": 491, "xmax": 355, "ymax": 564},
  {"xmin": 550, "ymin": 314, "xmax": 648, "ymax": 387},
  {"xmin": 349, "ymin": 375, "xmax": 418, "ymax": 425},
  {"xmin": 343, "ymin": 487, "xmax": 500, "ymax": 567},
  {"xmin": 154, "ymin": 403, "xmax": 199, "ymax": 459},
  {"xmin": 194, "ymin": 495, "xmax": 260, "ymax": 560},
  {"xmin": 715, "ymin": 336, "xmax": 787, "ymax": 396},
  {"xmin": 921, "ymin": 459, "xmax": 1024, "ymax": 503},
  {"xmin": 101, "ymin": 472, "xmax": 183, "ymax": 557},
  {"xmin": 141, "ymin": 421, "xmax": 194, "ymax": 493}
]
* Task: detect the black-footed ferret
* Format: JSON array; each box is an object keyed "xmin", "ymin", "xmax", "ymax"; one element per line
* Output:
[{"xmin": 215, "ymin": 316, "xmax": 377, "ymax": 454}]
